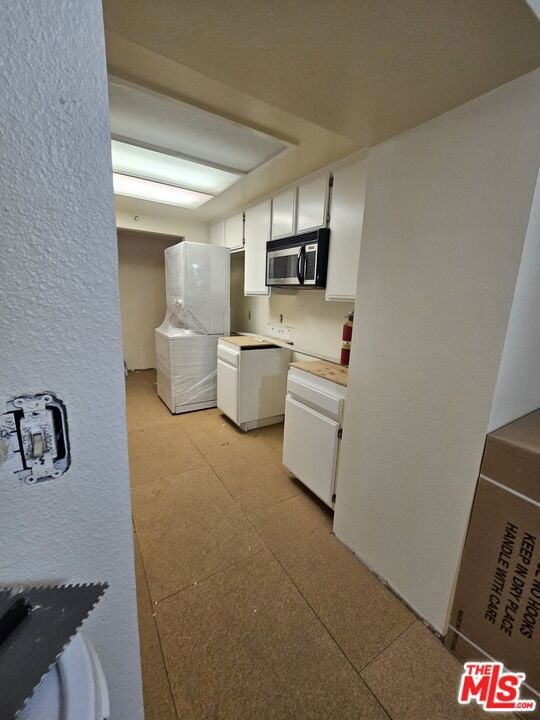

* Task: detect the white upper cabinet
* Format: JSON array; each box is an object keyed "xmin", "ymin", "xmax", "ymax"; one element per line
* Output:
[
  {"xmin": 271, "ymin": 188, "xmax": 296, "ymax": 239},
  {"xmin": 326, "ymin": 159, "xmax": 367, "ymax": 301},
  {"xmin": 210, "ymin": 220, "xmax": 225, "ymax": 246},
  {"xmin": 244, "ymin": 199, "xmax": 271, "ymax": 296},
  {"xmin": 296, "ymin": 175, "xmax": 330, "ymax": 233},
  {"xmin": 224, "ymin": 212, "xmax": 244, "ymax": 250}
]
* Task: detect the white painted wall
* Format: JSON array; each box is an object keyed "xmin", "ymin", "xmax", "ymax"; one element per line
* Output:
[
  {"xmin": 488, "ymin": 169, "xmax": 540, "ymax": 431},
  {"xmin": 0, "ymin": 3, "xmax": 142, "ymax": 718},
  {"xmin": 334, "ymin": 70, "xmax": 540, "ymax": 633}
]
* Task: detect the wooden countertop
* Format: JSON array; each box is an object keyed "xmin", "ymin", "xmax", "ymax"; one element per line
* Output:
[
  {"xmin": 221, "ymin": 336, "xmax": 277, "ymax": 349},
  {"xmin": 290, "ymin": 360, "xmax": 348, "ymax": 387}
]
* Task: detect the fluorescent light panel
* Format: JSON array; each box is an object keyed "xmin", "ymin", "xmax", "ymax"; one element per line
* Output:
[
  {"xmin": 112, "ymin": 173, "xmax": 212, "ymax": 209},
  {"xmin": 109, "ymin": 77, "xmax": 290, "ymax": 172},
  {"xmin": 111, "ymin": 140, "xmax": 241, "ymax": 195}
]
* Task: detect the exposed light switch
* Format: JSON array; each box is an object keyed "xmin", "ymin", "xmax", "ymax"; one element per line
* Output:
[
  {"xmin": 0, "ymin": 438, "xmax": 8, "ymax": 468},
  {"xmin": 0, "ymin": 393, "xmax": 70, "ymax": 485},
  {"xmin": 31, "ymin": 432, "xmax": 44, "ymax": 459}
]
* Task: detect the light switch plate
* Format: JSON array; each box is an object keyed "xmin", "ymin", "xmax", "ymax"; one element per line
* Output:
[{"xmin": 0, "ymin": 393, "xmax": 70, "ymax": 484}]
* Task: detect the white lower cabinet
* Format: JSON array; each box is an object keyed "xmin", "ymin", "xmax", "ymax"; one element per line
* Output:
[
  {"xmin": 282, "ymin": 367, "xmax": 346, "ymax": 507},
  {"xmin": 216, "ymin": 358, "xmax": 238, "ymax": 424},
  {"xmin": 217, "ymin": 338, "xmax": 292, "ymax": 431},
  {"xmin": 283, "ymin": 397, "xmax": 340, "ymax": 506}
]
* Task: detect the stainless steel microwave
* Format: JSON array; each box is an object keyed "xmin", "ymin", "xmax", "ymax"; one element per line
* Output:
[{"xmin": 266, "ymin": 228, "xmax": 330, "ymax": 288}]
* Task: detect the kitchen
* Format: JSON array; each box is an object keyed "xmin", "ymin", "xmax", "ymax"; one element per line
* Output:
[
  {"xmin": 113, "ymin": 68, "xmax": 369, "ymax": 514},
  {"xmin": 112, "ymin": 50, "xmax": 540, "ymax": 719},
  {"xmin": 1, "ymin": 3, "xmax": 539, "ymax": 720}
]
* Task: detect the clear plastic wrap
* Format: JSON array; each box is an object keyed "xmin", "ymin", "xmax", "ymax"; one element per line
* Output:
[
  {"xmin": 155, "ymin": 331, "xmax": 219, "ymax": 413},
  {"xmin": 156, "ymin": 242, "xmax": 230, "ymax": 413},
  {"xmin": 159, "ymin": 241, "xmax": 230, "ymax": 335}
]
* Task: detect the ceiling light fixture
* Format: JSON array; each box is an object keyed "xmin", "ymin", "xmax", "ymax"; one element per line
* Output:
[
  {"xmin": 112, "ymin": 173, "xmax": 212, "ymax": 209},
  {"xmin": 111, "ymin": 140, "xmax": 242, "ymax": 195}
]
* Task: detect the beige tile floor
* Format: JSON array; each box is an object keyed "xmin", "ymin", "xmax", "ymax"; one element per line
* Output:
[{"xmin": 127, "ymin": 370, "xmax": 505, "ymax": 720}]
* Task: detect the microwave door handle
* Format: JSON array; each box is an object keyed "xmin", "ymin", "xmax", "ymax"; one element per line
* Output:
[{"xmin": 296, "ymin": 246, "xmax": 305, "ymax": 284}]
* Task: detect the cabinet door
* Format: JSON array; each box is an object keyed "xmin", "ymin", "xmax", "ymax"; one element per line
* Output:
[
  {"xmin": 296, "ymin": 175, "xmax": 329, "ymax": 233},
  {"xmin": 224, "ymin": 212, "xmax": 244, "ymax": 249},
  {"xmin": 217, "ymin": 359, "xmax": 238, "ymax": 423},
  {"xmin": 326, "ymin": 159, "xmax": 367, "ymax": 301},
  {"xmin": 210, "ymin": 220, "xmax": 225, "ymax": 246},
  {"xmin": 271, "ymin": 188, "xmax": 296, "ymax": 239},
  {"xmin": 282, "ymin": 396, "xmax": 339, "ymax": 507},
  {"xmin": 244, "ymin": 200, "xmax": 271, "ymax": 296}
]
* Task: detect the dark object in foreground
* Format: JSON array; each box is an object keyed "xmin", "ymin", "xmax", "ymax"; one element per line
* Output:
[{"xmin": 0, "ymin": 582, "xmax": 107, "ymax": 719}]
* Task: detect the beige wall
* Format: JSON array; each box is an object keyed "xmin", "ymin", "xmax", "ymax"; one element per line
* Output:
[
  {"xmin": 116, "ymin": 210, "xmax": 210, "ymax": 370},
  {"xmin": 115, "ymin": 195, "xmax": 211, "ymax": 239},
  {"xmin": 333, "ymin": 69, "xmax": 540, "ymax": 633},
  {"xmin": 231, "ymin": 253, "xmax": 352, "ymax": 362},
  {"xmin": 117, "ymin": 230, "xmax": 174, "ymax": 369},
  {"xmin": 118, "ymin": 225, "xmax": 207, "ymax": 370}
]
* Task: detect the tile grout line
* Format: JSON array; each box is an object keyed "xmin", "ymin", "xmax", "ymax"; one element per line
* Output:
[
  {"xmin": 130, "ymin": 458, "xmax": 212, "ymax": 492},
  {"xmin": 225, "ymin": 493, "xmax": 396, "ymax": 720},
  {"xmin": 208, "ymin": 459, "xmax": 304, "ymax": 513},
  {"xmin": 133, "ymin": 531, "xmax": 181, "ymax": 720},
  {"xmin": 357, "ymin": 617, "xmax": 418, "ymax": 673},
  {"xmin": 261, "ymin": 543, "xmax": 395, "ymax": 720},
  {"xmin": 142, "ymin": 457, "xmax": 303, "ymax": 606},
  {"xmin": 128, "ymin": 388, "xmax": 399, "ymax": 718},
  {"xmin": 151, "ymin": 547, "xmax": 268, "ymax": 606}
]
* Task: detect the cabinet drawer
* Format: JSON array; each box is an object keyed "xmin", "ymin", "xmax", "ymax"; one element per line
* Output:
[
  {"xmin": 286, "ymin": 373, "xmax": 344, "ymax": 421},
  {"xmin": 283, "ymin": 396, "xmax": 339, "ymax": 507},
  {"xmin": 217, "ymin": 342, "xmax": 240, "ymax": 367}
]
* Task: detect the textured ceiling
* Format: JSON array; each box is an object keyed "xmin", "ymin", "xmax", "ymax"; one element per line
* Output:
[{"xmin": 103, "ymin": 0, "xmax": 540, "ymax": 146}]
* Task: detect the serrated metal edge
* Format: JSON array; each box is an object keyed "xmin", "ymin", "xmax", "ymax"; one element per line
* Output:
[
  {"xmin": 0, "ymin": 582, "xmax": 108, "ymax": 595},
  {"xmin": 5, "ymin": 582, "xmax": 109, "ymax": 719}
]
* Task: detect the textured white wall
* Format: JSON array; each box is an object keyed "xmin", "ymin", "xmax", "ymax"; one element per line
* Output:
[
  {"xmin": 334, "ymin": 70, "xmax": 540, "ymax": 633},
  {"xmin": 488, "ymin": 169, "xmax": 540, "ymax": 431},
  {"xmin": 0, "ymin": 3, "xmax": 143, "ymax": 718}
]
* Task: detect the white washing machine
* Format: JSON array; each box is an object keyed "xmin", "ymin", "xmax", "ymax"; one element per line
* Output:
[{"xmin": 18, "ymin": 633, "xmax": 109, "ymax": 720}]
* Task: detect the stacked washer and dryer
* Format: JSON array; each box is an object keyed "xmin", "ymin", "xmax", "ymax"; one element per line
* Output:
[{"xmin": 155, "ymin": 242, "xmax": 230, "ymax": 414}]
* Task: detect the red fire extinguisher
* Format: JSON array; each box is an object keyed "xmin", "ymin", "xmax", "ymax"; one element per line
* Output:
[{"xmin": 340, "ymin": 311, "xmax": 354, "ymax": 366}]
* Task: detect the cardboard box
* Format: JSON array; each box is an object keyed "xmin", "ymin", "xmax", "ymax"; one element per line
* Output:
[{"xmin": 446, "ymin": 410, "xmax": 540, "ymax": 704}]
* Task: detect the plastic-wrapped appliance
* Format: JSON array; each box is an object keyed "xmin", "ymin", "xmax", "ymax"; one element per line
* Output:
[{"xmin": 155, "ymin": 242, "xmax": 230, "ymax": 414}]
